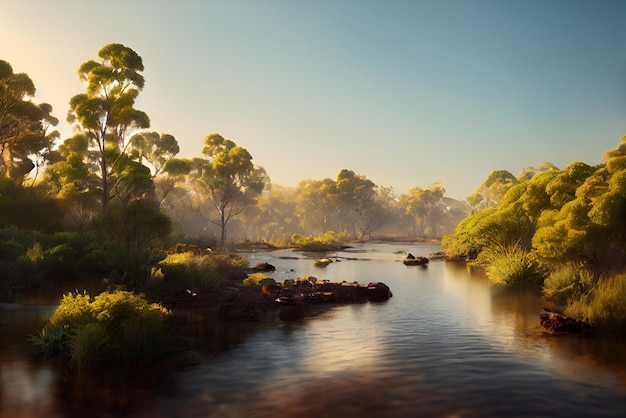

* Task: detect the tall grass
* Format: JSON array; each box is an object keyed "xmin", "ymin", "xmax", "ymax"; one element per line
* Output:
[
  {"xmin": 32, "ymin": 290, "xmax": 175, "ymax": 371},
  {"xmin": 566, "ymin": 273, "xmax": 626, "ymax": 327},
  {"xmin": 542, "ymin": 263, "xmax": 592, "ymax": 305},
  {"xmin": 157, "ymin": 251, "xmax": 247, "ymax": 293},
  {"xmin": 478, "ymin": 243, "xmax": 543, "ymax": 286}
]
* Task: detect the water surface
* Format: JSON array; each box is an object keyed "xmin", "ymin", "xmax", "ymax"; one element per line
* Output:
[{"xmin": 3, "ymin": 243, "xmax": 626, "ymax": 417}]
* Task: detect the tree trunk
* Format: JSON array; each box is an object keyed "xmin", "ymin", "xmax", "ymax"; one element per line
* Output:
[
  {"xmin": 220, "ymin": 210, "xmax": 226, "ymax": 248},
  {"xmin": 100, "ymin": 153, "xmax": 109, "ymax": 216}
]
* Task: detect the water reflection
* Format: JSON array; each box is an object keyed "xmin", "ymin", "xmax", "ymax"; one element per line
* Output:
[{"xmin": 3, "ymin": 243, "xmax": 626, "ymax": 417}]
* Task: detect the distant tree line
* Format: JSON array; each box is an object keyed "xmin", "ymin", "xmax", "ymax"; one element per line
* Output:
[{"xmin": 0, "ymin": 43, "xmax": 470, "ymax": 299}]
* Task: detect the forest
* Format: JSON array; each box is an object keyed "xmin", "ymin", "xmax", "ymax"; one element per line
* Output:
[
  {"xmin": 0, "ymin": 43, "xmax": 469, "ymax": 296},
  {"xmin": 3, "ymin": 43, "xmax": 626, "ymax": 370}
]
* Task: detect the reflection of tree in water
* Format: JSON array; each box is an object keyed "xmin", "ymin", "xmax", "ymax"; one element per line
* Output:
[
  {"xmin": 489, "ymin": 284, "xmax": 546, "ymax": 340},
  {"xmin": 490, "ymin": 283, "xmax": 626, "ymax": 389},
  {"xmin": 546, "ymin": 332, "xmax": 626, "ymax": 389}
]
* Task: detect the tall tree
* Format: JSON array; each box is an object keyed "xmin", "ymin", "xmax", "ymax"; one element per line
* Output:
[
  {"xmin": 295, "ymin": 178, "xmax": 338, "ymax": 234},
  {"xmin": 400, "ymin": 183, "xmax": 445, "ymax": 237},
  {"xmin": 186, "ymin": 133, "xmax": 268, "ymax": 247},
  {"xmin": 335, "ymin": 169, "xmax": 377, "ymax": 239},
  {"xmin": 0, "ymin": 60, "xmax": 58, "ymax": 183},
  {"xmin": 67, "ymin": 43, "xmax": 149, "ymax": 215}
]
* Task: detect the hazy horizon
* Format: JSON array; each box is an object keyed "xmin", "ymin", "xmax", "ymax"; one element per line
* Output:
[{"xmin": 2, "ymin": 0, "xmax": 624, "ymax": 199}]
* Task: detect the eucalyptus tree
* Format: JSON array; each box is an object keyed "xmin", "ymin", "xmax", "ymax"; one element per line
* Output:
[
  {"xmin": 0, "ymin": 60, "xmax": 58, "ymax": 183},
  {"xmin": 475, "ymin": 170, "xmax": 519, "ymax": 207},
  {"xmin": 185, "ymin": 133, "xmax": 268, "ymax": 247},
  {"xmin": 67, "ymin": 43, "xmax": 150, "ymax": 215},
  {"xmin": 334, "ymin": 169, "xmax": 377, "ymax": 239},
  {"xmin": 295, "ymin": 178, "xmax": 338, "ymax": 235},
  {"xmin": 237, "ymin": 184, "xmax": 298, "ymax": 244},
  {"xmin": 400, "ymin": 183, "xmax": 445, "ymax": 237},
  {"xmin": 43, "ymin": 133, "xmax": 100, "ymax": 230},
  {"xmin": 129, "ymin": 131, "xmax": 179, "ymax": 176},
  {"xmin": 129, "ymin": 131, "xmax": 180, "ymax": 209}
]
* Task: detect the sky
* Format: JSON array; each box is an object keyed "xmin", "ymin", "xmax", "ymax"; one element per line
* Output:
[{"xmin": 1, "ymin": 0, "xmax": 625, "ymax": 199}]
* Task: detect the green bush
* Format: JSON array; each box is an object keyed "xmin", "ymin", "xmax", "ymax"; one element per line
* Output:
[
  {"xmin": 32, "ymin": 290, "xmax": 174, "ymax": 371},
  {"xmin": 542, "ymin": 263, "xmax": 591, "ymax": 305},
  {"xmin": 289, "ymin": 230, "xmax": 344, "ymax": 251},
  {"xmin": 566, "ymin": 273, "xmax": 626, "ymax": 327},
  {"xmin": 158, "ymin": 251, "xmax": 247, "ymax": 293}
]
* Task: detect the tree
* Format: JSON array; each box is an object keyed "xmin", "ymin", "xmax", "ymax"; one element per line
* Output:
[
  {"xmin": 186, "ymin": 133, "xmax": 268, "ymax": 247},
  {"xmin": 0, "ymin": 60, "xmax": 58, "ymax": 183},
  {"xmin": 295, "ymin": 178, "xmax": 338, "ymax": 234},
  {"xmin": 42, "ymin": 133, "xmax": 100, "ymax": 230},
  {"xmin": 67, "ymin": 44, "xmax": 150, "ymax": 215},
  {"xmin": 400, "ymin": 183, "xmax": 445, "ymax": 237},
  {"xmin": 474, "ymin": 170, "xmax": 518, "ymax": 207},
  {"xmin": 129, "ymin": 131, "xmax": 179, "ymax": 176},
  {"xmin": 335, "ymin": 169, "xmax": 377, "ymax": 239}
]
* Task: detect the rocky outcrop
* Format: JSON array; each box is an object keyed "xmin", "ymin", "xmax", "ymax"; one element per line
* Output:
[
  {"xmin": 173, "ymin": 278, "xmax": 392, "ymax": 322},
  {"xmin": 403, "ymin": 253, "xmax": 429, "ymax": 266}
]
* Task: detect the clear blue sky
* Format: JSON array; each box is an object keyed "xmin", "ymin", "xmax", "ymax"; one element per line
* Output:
[{"xmin": 2, "ymin": 0, "xmax": 624, "ymax": 199}]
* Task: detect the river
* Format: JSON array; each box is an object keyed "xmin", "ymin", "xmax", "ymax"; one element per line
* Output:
[{"xmin": 2, "ymin": 243, "xmax": 626, "ymax": 417}]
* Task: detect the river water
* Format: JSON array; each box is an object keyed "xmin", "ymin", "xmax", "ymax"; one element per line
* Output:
[{"xmin": 3, "ymin": 243, "xmax": 626, "ymax": 417}]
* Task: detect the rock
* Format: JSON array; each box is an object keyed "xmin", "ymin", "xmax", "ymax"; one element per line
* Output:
[
  {"xmin": 245, "ymin": 262, "xmax": 276, "ymax": 273},
  {"xmin": 403, "ymin": 256, "xmax": 429, "ymax": 266},
  {"xmin": 173, "ymin": 277, "xmax": 392, "ymax": 322},
  {"xmin": 539, "ymin": 308, "xmax": 594, "ymax": 335}
]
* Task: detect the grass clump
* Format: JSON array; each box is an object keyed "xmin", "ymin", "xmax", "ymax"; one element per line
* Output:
[
  {"xmin": 31, "ymin": 290, "xmax": 175, "ymax": 371},
  {"xmin": 566, "ymin": 273, "xmax": 626, "ymax": 328},
  {"xmin": 478, "ymin": 244, "xmax": 543, "ymax": 286},
  {"xmin": 542, "ymin": 263, "xmax": 592, "ymax": 305},
  {"xmin": 156, "ymin": 251, "xmax": 248, "ymax": 293}
]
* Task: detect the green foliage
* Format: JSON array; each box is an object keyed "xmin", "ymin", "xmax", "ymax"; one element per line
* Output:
[
  {"xmin": 243, "ymin": 273, "xmax": 271, "ymax": 286},
  {"xmin": 289, "ymin": 230, "xmax": 344, "ymax": 251},
  {"xmin": 566, "ymin": 273, "xmax": 626, "ymax": 327},
  {"xmin": 542, "ymin": 263, "xmax": 592, "ymax": 305},
  {"xmin": 0, "ymin": 179, "xmax": 63, "ymax": 232},
  {"xmin": 157, "ymin": 251, "xmax": 247, "ymax": 293},
  {"xmin": 441, "ymin": 208, "xmax": 496, "ymax": 260},
  {"xmin": 32, "ymin": 290, "xmax": 174, "ymax": 370},
  {"xmin": 103, "ymin": 199, "xmax": 171, "ymax": 247},
  {"xmin": 479, "ymin": 244, "xmax": 544, "ymax": 286},
  {"xmin": 0, "ymin": 60, "xmax": 58, "ymax": 183},
  {"xmin": 0, "ymin": 228, "xmax": 167, "ymax": 296},
  {"xmin": 68, "ymin": 43, "xmax": 150, "ymax": 215},
  {"xmin": 184, "ymin": 133, "xmax": 268, "ymax": 247}
]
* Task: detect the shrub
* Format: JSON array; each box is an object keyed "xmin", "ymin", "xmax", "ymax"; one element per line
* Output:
[
  {"xmin": 32, "ymin": 290, "xmax": 174, "ymax": 371},
  {"xmin": 289, "ymin": 231, "xmax": 344, "ymax": 252},
  {"xmin": 542, "ymin": 263, "xmax": 592, "ymax": 305},
  {"xmin": 243, "ymin": 273, "xmax": 271, "ymax": 286},
  {"xmin": 158, "ymin": 251, "xmax": 247, "ymax": 293},
  {"xmin": 566, "ymin": 273, "xmax": 626, "ymax": 327}
]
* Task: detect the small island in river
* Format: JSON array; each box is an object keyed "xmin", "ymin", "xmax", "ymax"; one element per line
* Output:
[{"xmin": 173, "ymin": 274, "xmax": 392, "ymax": 322}]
